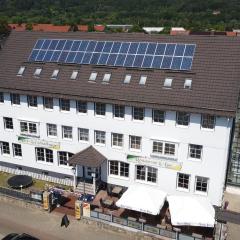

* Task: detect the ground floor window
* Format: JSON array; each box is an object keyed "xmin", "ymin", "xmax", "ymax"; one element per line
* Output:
[
  {"xmin": 35, "ymin": 147, "xmax": 53, "ymax": 163},
  {"xmin": 58, "ymin": 151, "xmax": 73, "ymax": 166},
  {"xmin": 136, "ymin": 165, "xmax": 157, "ymax": 183},
  {"xmin": 177, "ymin": 173, "xmax": 190, "ymax": 190},
  {"xmin": 195, "ymin": 176, "xmax": 208, "ymax": 194},
  {"xmin": 0, "ymin": 141, "xmax": 10, "ymax": 155},
  {"xmin": 109, "ymin": 160, "xmax": 129, "ymax": 178},
  {"xmin": 12, "ymin": 143, "xmax": 22, "ymax": 158}
]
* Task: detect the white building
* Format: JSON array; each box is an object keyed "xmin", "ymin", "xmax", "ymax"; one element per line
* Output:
[{"xmin": 0, "ymin": 31, "xmax": 240, "ymax": 207}]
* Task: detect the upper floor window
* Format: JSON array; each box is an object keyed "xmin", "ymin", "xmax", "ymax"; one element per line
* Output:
[
  {"xmin": 89, "ymin": 72, "xmax": 97, "ymax": 81},
  {"xmin": 13, "ymin": 143, "xmax": 22, "ymax": 158},
  {"xmin": 195, "ymin": 176, "xmax": 209, "ymax": 194},
  {"xmin": 71, "ymin": 70, "xmax": 78, "ymax": 80},
  {"xmin": 0, "ymin": 141, "xmax": 10, "ymax": 155},
  {"xmin": 152, "ymin": 141, "xmax": 163, "ymax": 154},
  {"xmin": 95, "ymin": 130, "xmax": 106, "ymax": 145},
  {"xmin": 3, "ymin": 117, "xmax": 13, "ymax": 130},
  {"xmin": 176, "ymin": 112, "xmax": 190, "ymax": 126},
  {"xmin": 35, "ymin": 147, "xmax": 53, "ymax": 163},
  {"xmin": 129, "ymin": 135, "xmax": 141, "ymax": 150},
  {"xmin": 20, "ymin": 121, "xmax": 38, "ymax": 136},
  {"xmin": 95, "ymin": 103, "xmax": 106, "ymax": 116},
  {"xmin": 102, "ymin": 73, "xmax": 111, "ymax": 83},
  {"xmin": 113, "ymin": 105, "xmax": 125, "ymax": 118},
  {"xmin": 201, "ymin": 114, "xmax": 215, "ymax": 129},
  {"xmin": 78, "ymin": 128, "xmax": 89, "ymax": 142},
  {"xmin": 164, "ymin": 143, "xmax": 176, "ymax": 156},
  {"xmin": 58, "ymin": 151, "xmax": 73, "ymax": 166},
  {"xmin": 10, "ymin": 93, "xmax": 20, "ymax": 105},
  {"xmin": 133, "ymin": 107, "xmax": 144, "ymax": 121},
  {"xmin": 177, "ymin": 173, "xmax": 190, "ymax": 190},
  {"xmin": 139, "ymin": 75, "xmax": 147, "ymax": 85},
  {"xmin": 152, "ymin": 140, "xmax": 177, "ymax": 157},
  {"xmin": 189, "ymin": 144, "xmax": 202, "ymax": 159},
  {"xmin": 17, "ymin": 66, "xmax": 25, "ymax": 76},
  {"xmin": 164, "ymin": 77, "xmax": 173, "ymax": 88},
  {"xmin": 43, "ymin": 97, "xmax": 53, "ymax": 110},
  {"xmin": 109, "ymin": 161, "xmax": 129, "ymax": 178},
  {"xmin": 62, "ymin": 126, "xmax": 73, "ymax": 140},
  {"xmin": 76, "ymin": 101, "xmax": 87, "ymax": 114},
  {"xmin": 136, "ymin": 165, "xmax": 157, "ymax": 183},
  {"xmin": 124, "ymin": 74, "xmax": 131, "ymax": 84},
  {"xmin": 34, "ymin": 68, "xmax": 42, "ymax": 77},
  {"xmin": 51, "ymin": 69, "xmax": 59, "ymax": 79},
  {"xmin": 27, "ymin": 95, "xmax": 38, "ymax": 108},
  {"xmin": 112, "ymin": 133, "xmax": 124, "ymax": 148},
  {"xmin": 59, "ymin": 99, "xmax": 70, "ymax": 111},
  {"xmin": 0, "ymin": 92, "xmax": 4, "ymax": 103},
  {"xmin": 184, "ymin": 79, "xmax": 192, "ymax": 89},
  {"xmin": 152, "ymin": 109, "xmax": 165, "ymax": 123},
  {"xmin": 47, "ymin": 123, "xmax": 57, "ymax": 137}
]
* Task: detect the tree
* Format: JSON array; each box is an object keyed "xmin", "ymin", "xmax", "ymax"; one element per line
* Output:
[
  {"xmin": 25, "ymin": 23, "xmax": 33, "ymax": 31},
  {"xmin": 0, "ymin": 19, "xmax": 10, "ymax": 36}
]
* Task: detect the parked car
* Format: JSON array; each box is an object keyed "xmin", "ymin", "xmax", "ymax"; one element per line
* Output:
[{"xmin": 2, "ymin": 233, "xmax": 39, "ymax": 240}]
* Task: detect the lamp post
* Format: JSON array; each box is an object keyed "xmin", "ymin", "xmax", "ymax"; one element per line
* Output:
[{"xmin": 71, "ymin": 166, "xmax": 76, "ymax": 190}]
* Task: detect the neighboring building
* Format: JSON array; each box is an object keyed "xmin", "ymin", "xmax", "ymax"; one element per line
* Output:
[
  {"xmin": 9, "ymin": 24, "xmax": 70, "ymax": 32},
  {"xmin": 0, "ymin": 32, "xmax": 240, "ymax": 207},
  {"xmin": 143, "ymin": 27, "xmax": 164, "ymax": 34},
  {"xmin": 106, "ymin": 25, "xmax": 133, "ymax": 32}
]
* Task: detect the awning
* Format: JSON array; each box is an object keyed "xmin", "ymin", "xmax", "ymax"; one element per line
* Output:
[
  {"xmin": 116, "ymin": 184, "xmax": 167, "ymax": 215},
  {"xmin": 68, "ymin": 146, "xmax": 106, "ymax": 168},
  {"xmin": 167, "ymin": 195, "xmax": 215, "ymax": 227}
]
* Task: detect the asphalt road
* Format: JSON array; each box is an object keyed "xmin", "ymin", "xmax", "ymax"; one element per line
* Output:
[{"xmin": 0, "ymin": 199, "xmax": 133, "ymax": 240}]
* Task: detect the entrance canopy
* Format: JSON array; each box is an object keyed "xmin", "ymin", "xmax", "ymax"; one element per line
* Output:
[
  {"xmin": 68, "ymin": 146, "xmax": 106, "ymax": 168},
  {"xmin": 116, "ymin": 184, "xmax": 167, "ymax": 215},
  {"xmin": 167, "ymin": 195, "xmax": 215, "ymax": 227}
]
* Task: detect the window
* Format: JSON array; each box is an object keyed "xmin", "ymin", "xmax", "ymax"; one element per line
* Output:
[
  {"xmin": 59, "ymin": 99, "xmax": 70, "ymax": 111},
  {"xmin": 139, "ymin": 75, "xmax": 147, "ymax": 85},
  {"xmin": 34, "ymin": 68, "xmax": 42, "ymax": 77},
  {"xmin": 89, "ymin": 72, "xmax": 97, "ymax": 81},
  {"xmin": 123, "ymin": 74, "xmax": 131, "ymax": 84},
  {"xmin": 189, "ymin": 144, "xmax": 202, "ymax": 159},
  {"xmin": 0, "ymin": 92, "xmax": 4, "ymax": 103},
  {"xmin": 195, "ymin": 176, "xmax": 208, "ymax": 193},
  {"xmin": 17, "ymin": 66, "xmax": 25, "ymax": 76},
  {"xmin": 95, "ymin": 103, "xmax": 106, "ymax": 116},
  {"xmin": 136, "ymin": 165, "xmax": 157, "ymax": 183},
  {"xmin": 0, "ymin": 142, "xmax": 10, "ymax": 155},
  {"xmin": 109, "ymin": 161, "xmax": 129, "ymax": 178},
  {"xmin": 164, "ymin": 143, "xmax": 175, "ymax": 156},
  {"xmin": 152, "ymin": 141, "xmax": 163, "ymax": 154},
  {"xmin": 35, "ymin": 148, "xmax": 53, "ymax": 163},
  {"xmin": 102, "ymin": 73, "xmax": 111, "ymax": 83},
  {"xmin": 112, "ymin": 133, "xmax": 123, "ymax": 148},
  {"xmin": 95, "ymin": 130, "xmax": 106, "ymax": 145},
  {"xmin": 76, "ymin": 101, "xmax": 87, "ymax": 113},
  {"xmin": 20, "ymin": 121, "xmax": 38, "ymax": 136},
  {"xmin": 113, "ymin": 105, "xmax": 125, "ymax": 118},
  {"xmin": 176, "ymin": 112, "xmax": 190, "ymax": 126},
  {"xmin": 10, "ymin": 93, "xmax": 20, "ymax": 105},
  {"xmin": 78, "ymin": 128, "xmax": 89, "ymax": 142},
  {"xmin": 201, "ymin": 114, "xmax": 215, "ymax": 129},
  {"xmin": 62, "ymin": 126, "xmax": 73, "ymax": 139},
  {"xmin": 3, "ymin": 117, "xmax": 13, "ymax": 130},
  {"xmin": 153, "ymin": 110, "xmax": 165, "ymax": 123},
  {"xmin": 164, "ymin": 78, "xmax": 173, "ymax": 88},
  {"xmin": 43, "ymin": 97, "xmax": 53, "ymax": 109},
  {"xmin": 177, "ymin": 173, "xmax": 190, "ymax": 190},
  {"xmin": 51, "ymin": 69, "xmax": 59, "ymax": 79},
  {"xmin": 184, "ymin": 79, "xmax": 192, "ymax": 89},
  {"xmin": 130, "ymin": 135, "xmax": 141, "ymax": 150},
  {"xmin": 71, "ymin": 70, "xmax": 78, "ymax": 80},
  {"xmin": 13, "ymin": 143, "xmax": 22, "ymax": 158},
  {"xmin": 58, "ymin": 151, "xmax": 73, "ymax": 166},
  {"xmin": 133, "ymin": 107, "xmax": 144, "ymax": 121},
  {"xmin": 27, "ymin": 95, "xmax": 38, "ymax": 107},
  {"xmin": 47, "ymin": 124, "xmax": 57, "ymax": 137}
]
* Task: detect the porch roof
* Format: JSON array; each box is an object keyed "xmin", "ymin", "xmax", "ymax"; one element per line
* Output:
[{"xmin": 68, "ymin": 146, "xmax": 107, "ymax": 168}]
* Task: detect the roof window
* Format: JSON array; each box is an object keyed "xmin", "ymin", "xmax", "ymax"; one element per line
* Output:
[
  {"xmin": 184, "ymin": 79, "xmax": 192, "ymax": 89},
  {"xmin": 124, "ymin": 74, "xmax": 131, "ymax": 84},
  {"xmin": 139, "ymin": 75, "xmax": 147, "ymax": 85},
  {"xmin": 89, "ymin": 72, "xmax": 98, "ymax": 81},
  {"xmin": 17, "ymin": 66, "xmax": 26, "ymax": 76},
  {"xmin": 163, "ymin": 77, "xmax": 173, "ymax": 88},
  {"xmin": 51, "ymin": 69, "xmax": 59, "ymax": 79},
  {"xmin": 71, "ymin": 70, "xmax": 78, "ymax": 80},
  {"xmin": 34, "ymin": 68, "xmax": 42, "ymax": 77},
  {"xmin": 102, "ymin": 73, "xmax": 111, "ymax": 83}
]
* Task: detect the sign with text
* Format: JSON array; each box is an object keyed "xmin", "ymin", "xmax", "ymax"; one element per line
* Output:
[{"xmin": 127, "ymin": 154, "xmax": 182, "ymax": 171}]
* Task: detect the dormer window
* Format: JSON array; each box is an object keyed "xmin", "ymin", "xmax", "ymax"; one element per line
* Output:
[
  {"xmin": 71, "ymin": 70, "xmax": 78, "ymax": 80},
  {"xmin": 164, "ymin": 77, "xmax": 173, "ymax": 88},
  {"xmin": 51, "ymin": 69, "xmax": 59, "ymax": 79},
  {"xmin": 89, "ymin": 72, "xmax": 97, "ymax": 81},
  {"xmin": 34, "ymin": 68, "xmax": 42, "ymax": 77},
  {"xmin": 17, "ymin": 66, "xmax": 25, "ymax": 76},
  {"xmin": 139, "ymin": 75, "xmax": 147, "ymax": 85},
  {"xmin": 124, "ymin": 74, "xmax": 131, "ymax": 84},
  {"xmin": 102, "ymin": 73, "xmax": 111, "ymax": 83},
  {"xmin": 184, "ymin": 79, "xmax": 192, "ymax": 89}
]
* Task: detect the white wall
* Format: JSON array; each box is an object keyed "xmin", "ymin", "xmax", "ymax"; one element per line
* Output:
[{"xmin": 0, "ymin": 93, "xmax": 232, "ymax": 206}]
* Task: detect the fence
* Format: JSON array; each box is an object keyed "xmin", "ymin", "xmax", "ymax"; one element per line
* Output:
[
  {"xmin": 0, "ymin": 165, "xmax": 73, "ymax": 186},
  {"xmin": 90, "ymin": 210, "xmax": 203, "ymax": 240}
]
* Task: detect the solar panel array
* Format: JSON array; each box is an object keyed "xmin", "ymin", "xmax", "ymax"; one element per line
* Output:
[{"xmin": 29, "ymin": 39, "xmax": 196, "ymax": 71}]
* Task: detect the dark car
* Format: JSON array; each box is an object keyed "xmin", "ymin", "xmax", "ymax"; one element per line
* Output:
[{"xmin": 2, "ymin": 233, "xmax": 39, "ymax": 240}]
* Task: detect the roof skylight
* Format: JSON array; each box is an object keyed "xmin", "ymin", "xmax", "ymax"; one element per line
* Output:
[
  {"xmin": 71, "ymin": 70, "xmax": 78, "ymax": 80},
  {"xmin": 17, "ymin": 66, "xmax": 26, "ymax": 76},
  {"xmin": 139, "ymin": 75, "xmax": 147, "ymax": 85},
  {"xmin": 89, "ymin": 72, "xmax": 97, "ymax": 81},
  {"xmin": 164, "ymin": 77, "xmax": 173, "ymax": 88},
  {"xmin": 34, "ymin": 68, "xmax": 42, "ymax": 77},
  {"xmin": 124, "ymin": 74, "xmax": 131, "ymax": 84}
]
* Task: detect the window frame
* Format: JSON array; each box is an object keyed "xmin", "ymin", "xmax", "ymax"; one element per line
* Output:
[
  {"xmin": 0, "ymin": 141, "xmax": 10, "ymax": 155},
  {"xmin": 27, "ymin": 95, "xmax": 38, "ymax": 108},
  {"xmin": 108, "ymin": 160, "xmax": 129, "ymax": 178},
  {"xmin": 95, "ymin": 102, "xmax": 106, "ymax": 116},
  {"xmin": 59, "ymin": 98, "xmax": 70, "ymax": 112},
  {"xmin": 184, "ymin": 79, "xmax": 192, "ymax": 89},
  {"xmin": 76, "ymin": 100, "xmax": 87, "ymax": 114},
  {"xmin": 129, "ymin": 135, "xmax": 142, "ymax": 151},
  {"xmin": 0, "ymin": 92, "xmax": 4, "ymax": 103},
  {"xmin": 89, "ymin": 72, "xmax": 98, "ymax": 81},
  {"xmin": 47, "ymin": 123, "xmax": 57, "ymax": 137},
  {"xmin": 136, "ymin": 165, "xmax": 157, "ymax": 183},
  {"xmin": 139, "ymin": 75, "xmax": 147, "ymax": 85},
  {"xmin": 78, "ymin": 128, "xmax": 89, "ymax": 142},
  {"xmin": 123, "ymin": 74, "xmax": 132, "ymax": 84},
  {"xmin": 176, "ymin": 112, "xmax": 190, "ymax": 127},
  {"xmin": 152, "ymin": 109, "xmax": 165, "ymax": 124},
  {"xmin": 112, "ymin": 133, "xmax": 124, "ymax": 148},
  {"xmin": 43, "ymin": 97, "xmax": 53, "ymax": 110},
  {"xmin": 201, "ymin": 114, "xmax": 216, "ymax": 130},
  {"xmin": 195, "ymin": 176, "xmax": 209, "ymax": 195},
  {"xmin": 70, "ymin": 70, "xmax": 78, "ymax": 80},
  {"xmin": 188, "ymin": 144, "xmax": 203, "ymax": 160},
  {"xmin": 102, "ymin": 73, "xmax": 111, "ymax": 83},
  {"xmin": 34, "ymin": 68, "xmax": 42, "ymax": 77},
  {"xmin": 10, "ymin": 93, "xmax": 20, "ymax": 105},
  {"xmin": 177, "ymin": 173, "xmax": 190, "ymax": 191},
  {"xmin": 113, "ymin": 105, "xmax": 125, "ymax": 119},
  {"xmin": 95, "ymin": 130, "xmax": 106, "ymax": 145},
  {"xmin": 20, "ymin": 121, "xmax": 39, "ymax": 137},
  {"xmin": 62, "ymin": 126, "xmax": 73, "ymax": 140},
  {"xmin": 3, "ymin": 117, "xmax": 14, "ymax": 130},
  {"xmin": 35, "ymin": 147, "xmax": 53, "ymax": 164},
  {"xmin": 17, "ymin": 66, "xmax": 26, "ymax": 76},
  {"xmin": 12, "ymin": 143, "xmax": 22, "ymax": 158},
  {"xmin": 164, "ymin": 77, "xmax": 173, "ymax": 88},
  {"xmin": 51, "ymin": 69, "xmax": 59, "ymax": 79},
  {"xmin": 132, "ymin": 107, "xmax": 144, "ymax": 121},
  {"xmin": 58, "ymin": 151, "xmax": 73, "ymax": 166}
]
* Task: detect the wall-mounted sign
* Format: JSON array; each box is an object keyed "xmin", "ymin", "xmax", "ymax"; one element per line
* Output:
[
  {"xmin": 127, "ymin": 154, "xmax": 182, "ymax": 171},
  {"xmin": 18, "ymin": 136, "xmax": 60, "ymax": 150}
]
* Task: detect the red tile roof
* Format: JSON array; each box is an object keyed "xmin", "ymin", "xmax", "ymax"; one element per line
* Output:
[
  {"xmin": 94, "ymin": 25, "xmax": 105, "ymax": 32},
  {"xmin": 78, "ymin": 25, "xmax": 88, "ymax": 32}
]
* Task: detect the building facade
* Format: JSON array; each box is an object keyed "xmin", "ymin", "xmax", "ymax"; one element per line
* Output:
[{"xmin": 0, "ymin": 32, "xmax": 240, "ymax": 207}]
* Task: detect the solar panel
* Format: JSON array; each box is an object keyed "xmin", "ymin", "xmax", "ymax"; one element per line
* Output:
[{"xmin": 29, "ymin": 39, "xmax": 196, "ymax": 71}]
